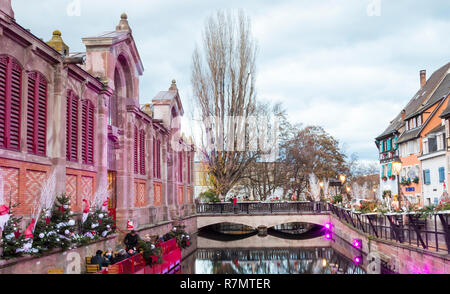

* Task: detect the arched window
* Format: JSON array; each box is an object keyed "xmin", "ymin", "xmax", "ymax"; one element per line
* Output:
[
  {"xmin": 66, "ymin": 91, "xmax": 78, "ymax": 162},
  {"xmin": 82, "ymin": 99, "xmax": 95, "ymax": 165},
  {"xmin": 0, "ymin": 55, "xmax": 22, "ymax": 151},
  {"xmin": 27, "ymin": 72, "xmax": 47, "ymax": 156}
]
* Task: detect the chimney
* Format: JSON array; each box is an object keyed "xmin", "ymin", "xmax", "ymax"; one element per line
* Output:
[
  {"xmin": 0, "ymin": 0, "xmax": 14, "ymax": 20},
  {"xmin": 420, "ymin": 70, "xmax": 426, "ymax": 88},
  {"xmin": 401, "ymin": 109, "xmax": 406, "ymax": 121}
]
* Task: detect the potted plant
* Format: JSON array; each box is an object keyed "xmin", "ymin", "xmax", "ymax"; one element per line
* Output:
[
  {"xmin": 413, "ymin": 177, "xmax": 419, "ymax": 184},
  {"xmin": 382, "ymin": 176, "xmax": 388, "ymax": 182},
  {"xmin": 401, "ymin": 177, "xmax": 411, "ymax": 186},
  {"xmin": 389, "ymin": 175, "xmax": 396, "ymax": 181}
]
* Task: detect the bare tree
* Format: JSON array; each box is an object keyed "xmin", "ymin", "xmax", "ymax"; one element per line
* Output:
[{"xmin": 192, "ymin": 10, "xmax": 259, "ymax": 198}]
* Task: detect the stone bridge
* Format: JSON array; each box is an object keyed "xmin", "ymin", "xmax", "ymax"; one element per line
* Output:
[
  {"xmin": 196, "ymin": 202, "xmax": 331, "ymax": 230},
  {"xmin": 197, "ymin": 213, "xmax": 331, "ymax": 230}
]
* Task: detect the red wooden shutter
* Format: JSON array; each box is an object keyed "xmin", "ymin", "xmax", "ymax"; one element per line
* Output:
[
  {"xmin": 153, "ymin": 138, "xmax": 156, "ymax": 178},
  {"xmin": 9, "ymin": 58, "xmax": 21, "ymax": 151},
  {"xmin": 178, "ymin": 152, "xmax": 183, "ymax": 182},
  {"xmin": 27, "ymin": 72, "xmax": 47, "ymax": 156},
  {"xmin": 82, "ymin": 100, "xmax": 95, "ymax": 165},
  {"xmin": 66, "ymin": 91, "xmax": 78, "ymax": 162},
  {"xmin": 81, "ymin": 100, "xmax": 87, "ymax": 163},
  {"xmin": 0, "ymin": 56, "xmax": 22, "ymax": 151},
  {"xmin": 0, "ymin": 56, "xmax": 8, "ymax": 148},
  {"xmin": 134, "ymin": 126, "xmax": 138, "ymax": 174},
  {"xmin": 157, "ymin": 140, "xmax": 161, "ymax": 179},
  {"xmin": 139, "ymin": 130, "xmax": 145, "ymax": 175},
  {"xmin": 187, "ymin": 154, "xmax": 191, "ymax": 184},
  {"xmin": 88, "ymin": 101, "xmax": 94, "ymax": 164}
]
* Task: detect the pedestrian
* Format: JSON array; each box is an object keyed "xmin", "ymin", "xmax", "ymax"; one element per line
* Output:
[
  {"xmin": 112, "ymin": 249, "xmax": 128, "ymax": 264},
  {"xmin": 124, "ymin": 230, "xmax": 140, "ymax": 251},
  {"xmin": 91, "ymin": 250, "xmax": 110, "ymax": 268}
]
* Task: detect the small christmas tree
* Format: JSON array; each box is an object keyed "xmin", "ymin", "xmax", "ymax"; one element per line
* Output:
[
  {"xmin": 81, "ymin": 206, "xmax": 115, "ymax": 241},
  {"xmin": 31, "ymin": 194, "xmax": 77, "ymax": 255},
  {"xmin": 50, "ymin": 194, "xmax": 77, "ymax": 250},
  {"xmin": 1, "ymin": 204, "xmax": 25, "ymax": 259},
  {"xmin": 164, "ymin": 225, "xmax": 191, "ymax": 249},
  {"xmin": 31, "ymin": 209, "xmax": 58, "ymax": 255}
]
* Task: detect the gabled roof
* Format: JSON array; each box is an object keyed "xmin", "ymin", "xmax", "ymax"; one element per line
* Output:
[
  {"xmin": 406, "ymin": 71, "xmax": 450, "ymax": 120},
  {"xmin": 152, "ymin": 80, "xmax": 184, "ymax": 116},
  {"xmin": 427, "ymin": 124, "xmax": 445, "ymax": 135},
  {"xmin": 376, "ymin": 62, "xmax": 450, "ymax": 141}
]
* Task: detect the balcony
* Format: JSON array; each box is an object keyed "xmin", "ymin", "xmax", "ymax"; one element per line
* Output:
[{"xmin": 379, "ymin": 149, "xmax": 399, "ymax": 163}]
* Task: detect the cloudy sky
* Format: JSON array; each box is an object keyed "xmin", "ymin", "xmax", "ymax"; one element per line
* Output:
[{"xmin": 11, "ymin": 0, "xmax": 450, "ymax": 162}]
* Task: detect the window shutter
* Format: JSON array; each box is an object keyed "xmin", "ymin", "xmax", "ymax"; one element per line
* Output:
[
  {"xmin": 27, "ymin": 72, "xmax": 47, "ymax": 156},
  {"xmin": 387, "ymin": 138, "xmax": 391, "ymax": 151},
  {"xmin": 9, "ymin": 58, "xmax": 21, "ymax": 151},
  {"xmin": 139, "ymin": 130, "xmax": 145, "ymax": 175},
  {"xmin": 387, "ymin": 163, "xmax": 392, "ymax": 177},
  {"xmin": 134, "ymin": 126, "xmax": 138, "ymax": 174},
  {"xmin": 157, "ymin": 140, "xmax": 161, "ymax": 179},
  {"xmin": 380, "ymin": 141, "xmax": 384, "ymax": 152},
  {"xmin": 424, "ymin": 170, "xmax": 431, "ymax": 185},
  {"xmin": 439, "ymin": 167, "xmax": 445, "ymax": 183},
  {"xmin": 87, "ymin": 101, "xmax": 94, "ymax": 164},
  {"xmin": 81, "ymin": 100, "xmax": 95, "ymax": 165},
  {"xmin": 0, "ymin": 56, "xmax": 22, "ymax": 151},
  {"xmin": 153, "ymin": 138, "xmax": 156, "ymax": 178},
  {"xmin": 81, "ymin": 100, "xmax": 87, "ymax": 163},
  {"xmin": 187, "ymin": 154, "xmax": 191, "ymax": 184},
  {"xmin": 66, "ymin": 91, "xmax": 79, "ymax": 162},
  {"xmin": 0, "ymin": 56, "xmax": 7, "ymax": 148},
  {"xmin": 178, "ymin": 152, "xmax": 183, "ymax": 182}
]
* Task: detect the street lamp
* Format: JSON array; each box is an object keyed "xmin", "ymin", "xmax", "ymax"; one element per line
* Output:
[
  {"xmin": 339, "ymin": 175, "xmax": 346, "ymax": 184},
  {"xmin": 392, "ymin": 161, "xmax": 403, "ymax": 209}
]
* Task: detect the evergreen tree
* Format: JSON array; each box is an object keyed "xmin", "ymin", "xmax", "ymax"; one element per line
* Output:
[
  {"xmin": 50, "ymin": 194, "xmax": 77, "ymax": 250},
  {"xmin": 1, "ymin": 204, "xmax": 25, "ymax": 259},
  {"xmin": 82, "ymin": 207, "xmax": 115, "ymax": 240},
  {"xmin": 32, "ymin": 194, "xmax": 77, "ymax": 255},
  {"xmin": 31, "ymin": 209, "xmax": 58, "ymax": 255}
]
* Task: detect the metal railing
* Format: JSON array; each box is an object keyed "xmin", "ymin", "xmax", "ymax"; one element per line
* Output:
[
  {"xmin": 196, "ymin": 201, "xmax": 330, "ymax": 215},
  {"xmin": 196, "ymin": 201, "xmax": 450, "ymax": 254},
  {"xmin": 329, "ymin": 204, "xmax": 450, "ymax": 254}
]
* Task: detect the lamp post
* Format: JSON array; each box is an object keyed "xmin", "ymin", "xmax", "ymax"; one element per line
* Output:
[
  {"xmin": 392, "ymin": 161, "xmax": 402, "ymax": 209},
  {"xmin": 339, "ymin": 174, "xmax": 346, "ymax": 201}
]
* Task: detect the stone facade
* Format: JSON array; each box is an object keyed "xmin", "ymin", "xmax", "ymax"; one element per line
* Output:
[{"xmin": 0, "ymin": 1, "xmax": 195, "ymax": 235}]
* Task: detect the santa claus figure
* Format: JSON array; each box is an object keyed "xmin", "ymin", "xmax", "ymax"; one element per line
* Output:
[{"xmin": 82, "ymin": 199, "xmax": 90, "ymax": 223}]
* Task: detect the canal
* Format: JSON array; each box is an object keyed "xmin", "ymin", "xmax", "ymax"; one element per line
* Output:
[{"xmin": 180, "ymin": 223, "xmax": 377, "ymax": 274}]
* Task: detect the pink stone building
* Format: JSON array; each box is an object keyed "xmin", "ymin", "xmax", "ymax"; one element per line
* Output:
[{"xmin": 0, "ymin": 0, "xmax": 195, "ymax": 232}]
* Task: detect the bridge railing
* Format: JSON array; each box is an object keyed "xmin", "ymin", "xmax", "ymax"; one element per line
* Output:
[
  {"xmin": 196, "ymin": 201, "xmax": 330, "ymax": 215},
  {"xmin": 329, "ymin": 204, "xmax": 450, "ymax": 254}
]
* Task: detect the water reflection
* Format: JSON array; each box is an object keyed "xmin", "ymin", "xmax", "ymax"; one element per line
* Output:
[
  {"xmin": 193, "ymin": 248, "xmax": 365, "ymax": 274},
  {"xmin": 181, "ymin": 234, "xmax": 366, "ymax": 274}
]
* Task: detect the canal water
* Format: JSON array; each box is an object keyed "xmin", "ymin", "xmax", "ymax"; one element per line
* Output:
[{"xmin": 180, "ymin": 223, "xmax": 368, "ymax": 274}]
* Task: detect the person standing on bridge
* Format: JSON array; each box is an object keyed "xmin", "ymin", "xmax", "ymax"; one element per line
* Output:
[{"xmin": 232, "ymin": 196, "xmax": 238, "ymax": 214}]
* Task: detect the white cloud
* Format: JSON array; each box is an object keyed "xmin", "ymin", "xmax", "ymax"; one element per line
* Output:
[{"xmin": 10, "ymin": 0, "xmax": 450, "ymax": 162}]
